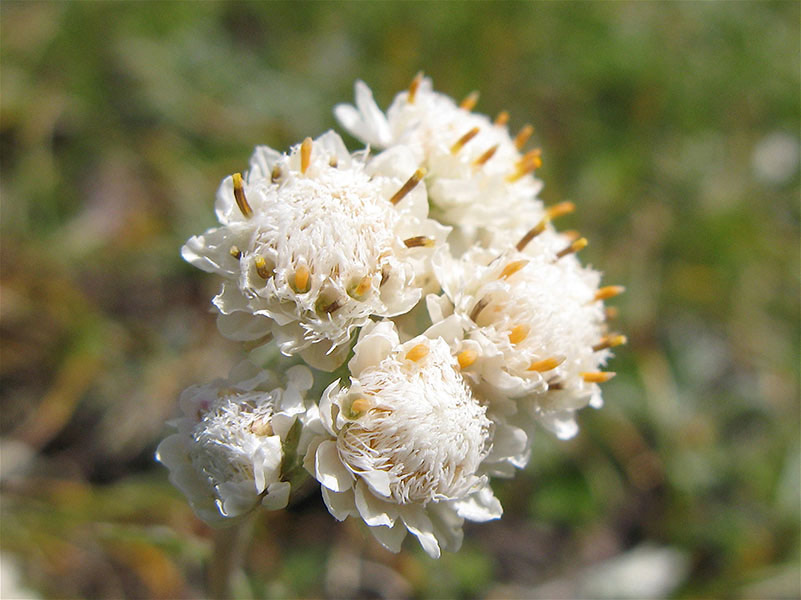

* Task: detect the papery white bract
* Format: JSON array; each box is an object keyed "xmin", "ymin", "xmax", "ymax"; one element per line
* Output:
[
  {"xmin": 156, "ymin": 362, "xmax": 313, "ymax": 525},
  {"xmin": 303, "ymin": 320, "xmax": 502, "ymax": 558},
  {"xmin": 335, "ymin": 76, "xmax": 546, "ymax": 244},
  {"xmin": 182, "ymin": 131, "xmax": 448, "ymax": 371}
]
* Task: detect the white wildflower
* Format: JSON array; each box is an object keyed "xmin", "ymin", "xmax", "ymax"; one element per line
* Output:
[
  {"xmin": 428, "ymin": 215, "xmax": 622, "ymax": 440},
  {"xmin": 335, "ymin": 76, "xmax": 546, "ymax": 242},
  {"xmin": 182, "ymin": 131, "xmax": 448, "ymax": 371},
  {"xmin": 156, "ymin": 362, "xmax": 313, "ymax": 524},
  {"xmin": 304, "ymin": 320, "xmax": 501, "ymax": 558}
]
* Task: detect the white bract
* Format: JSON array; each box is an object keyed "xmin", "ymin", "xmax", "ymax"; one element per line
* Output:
[
  {"xmin": 335, "ymin": 76, "xmax": 546, "ymax": 242},
  {"xmin": 156, "ymin": 362, "xmax": 313, "ymax": 525},
  {"xmin": 304, "ymin": 321, "xmax": 502, "ymax": 558},
  {"xmin": 182, "ymin": 131, "xmax": 448, "ymax": 371}
]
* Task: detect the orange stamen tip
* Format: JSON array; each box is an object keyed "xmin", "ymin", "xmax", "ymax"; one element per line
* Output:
[
  {"xmin": 293, "ymin": 265, "xmax": 310, "ymax": 293},
  {"xmin": 457, "ymin": 349, "xmax": 478, "ymax": 369},
  {"xmin": 508, "ymin": 324, "xmax": 530, "ymax": 345},
  {"xmin": 528, "ymin": 356, "xmax": 566, "ymax": 372},
  {"xmin": 514, "ymin": 124, "xmax": 534, "ymax": 149},
  {"xmin": 582, "ymin": 371, "xmax": 616, "ymax": 383},
  {"xmin": 404, "ymin": 235, "xmax": 435, "ymax": 248},
  {"xmin": 408, "ymin": 72, "xmax": 424, "ymax": 103},
  {"xmin": 406, "ymin": 343, "xmax": 429, "ymax": 362},
  {"xmin": 592, "ymin": 334, "xmax": 628, "ymax": 352},
  {"xmin": 232, "ymin": 172, "xmax": 253, "ymax": 218},
  {"xmin": 451, "ymin": 126, "xmax": 480, "ymax": 154},
  {"xmin": 459, "ymin": 91, "xmax": 479, "ymax": 111},
  {"xmin": 546, "ymin": 201, "xmax": 576, "ymax": 220},
  {"xmin": 249, "ymin": 418, "xmax": 274, "ymax": 436},
  {"xmin": 594, "ymin": 285, "xmax": 626, "ymax": 301},
  {"xmin": 350, "ymin": 397, "xmax": 372, "ymax": 415},
  {"xmin": 390, "ymin": 167, "xmax": 426, "ymax": 205},
  {"xmin": 254, "ymin": 256, "xmax": 272, "ymax": 279},
  {"xmin": 500, "ymin": 259, "xmax": 528, "ymax": 279},
  {"xmin": 300, "ymin": 137, "xmax": 313, "ymax": 174},
  {"xmin": 556, "ymin": 237, "xmax": 587, "ymax": 258},
  {"xmin": 494, "ymin": 110, "xmax": 510, "ymax": 126},
  {"xmin": 350, "ymin": 275, "xmax": 372, "ymax": 299},
  {"xmin": 473, "ymin": 144, "xmax": 499, "ymax": 168}
]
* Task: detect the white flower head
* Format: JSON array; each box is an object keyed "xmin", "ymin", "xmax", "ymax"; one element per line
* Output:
[
  {"xmin": 182, "ymin": 131, "xmax": 449, "ymax": 371},
  {"xmin": 304, "ymin": 320, "xmax": 501, "ymax": 558},
  {"xmin": 156, "ymin": 362, "xmax": 313, "ymax": 525},
  {"xmin": 335, "ymin": 75, "xmax": 546, "ymax": 242},
  {"xmin": 429, "ymin": 216, "xmax": 623, "ymax": 440}
]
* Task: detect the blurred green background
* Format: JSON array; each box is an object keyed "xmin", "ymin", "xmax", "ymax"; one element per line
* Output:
[{"xmin": 1, "ymin": 2, "xmax": 798, "ymax": 599}]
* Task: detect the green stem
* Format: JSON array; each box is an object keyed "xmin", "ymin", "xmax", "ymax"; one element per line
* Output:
[{"xmin": 208, "ymin": 514, "xmax": 255, "ymax": 600}]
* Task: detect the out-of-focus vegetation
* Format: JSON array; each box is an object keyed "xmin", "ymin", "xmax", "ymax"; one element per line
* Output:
[{"xmin": 1, "ymin": 2, "xmax": 798, "ymax": 599}]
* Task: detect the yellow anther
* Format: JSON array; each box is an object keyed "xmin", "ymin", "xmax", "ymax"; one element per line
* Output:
[
  {"xmin": 349, "ymin": 275, "xmax": 372, "ymax": 300},
  {"xmin": 469, "ymin": 296, "xmax": 489, "ymax": 322},
  {"xmin": 317, "ymin": 296, "xmax": 343, "ymax": 314},
  {"xmin": 508, "ymin": 324, "xmax": 530, "ymax": 345},
  {"xmin": 457, "ymin": 349, "xmax": 478, "ymax": 369},
  {"xmin": 593, "ymin": 334, "xmax": 628, "ymax": 352},
  {"xmin": 229, "ymin": 246, "xmax": 242, "ymax": 260},
  {"xmin": 406, "ymin": 343, "xmax": 429, "ymax": 362},
  {"xmin": 494, "ymin": 110, "xmax": 510, "ymax": 126},
  {"xmin": 561, "ymin": 229, "xmax": 581, "ymax": 242},
  {"xmin": 516, "ymin": 218, "xmax": 548, "ymax": 251},
  {"xmin": 517, "ymin": 148, "xmax": 543, "ymax": 170},
  {"xmin": 390, "ymin": 167, "xmax": 427, "ymax": 205},
  {"xmin": 254, "ymin": 256, "xmax": 273, "ymax": 279},
  {"xmin": 404, "ymin": 235, "xmax": 435, "ymax": 248},
  {"xmin": 329, "ymin": 155, "xmax": 338, "ymax": 168},
  {"xmin": 249, "ymin": 418, "xmax": 274, "ymax": 436},
  {"xmin": 271, "ymin": 164, "xmax": 282, "ymax": 183},
  {"xmin": 473, "ymin": 144, "xmax": 499, "ymax": 168},
  {"xmin": 349, "ymin": 397, "xmax": 372, "ymax": 416},
  {"xmin": 594, "ymin": 285, "xmax": 626, "ymax": 302},
  {"xmin": 605, "ymin": 306, "xmax": 619, "ymax": 320},
  {"xmin": 293, "ymin": 265, "xmax": 310, "ymax": 293},
  {"xmin": 459, "ymin": 91, "xmax": 480, "ymax": 111},
  {"xmin": 408, "ymin": 72, "xmax": 424, "ymax": 103},
  {"xmin": 300, "ymin": 137, "xmax": 313, "ymax": 174},
  {"xmin": 514, "ymin": 124, "xmax": 534, "ymax": 149},
  {"xmin": 232, "ymin": 172, "xmax": 253, "ymax": 218},
  {"xmin": 528, "ymin": 356, "xmax": 566, "ymax": 372},
  {"xmin": 450, "ymin": 126, "xmax": 480, "ymax": 154},
  {"xmin": 581, "ymin": 371, "xmax": 616, "ymax": 383},
  {"xmin": 500, "ymin": 259, "xmax": 528, "ymax": 280},
  {"xmin": 546, "ymin": 201, "xmax": 576, "ymax": 220},
  {"xmin": 556, "ymin": 237, "xmax": 588, "ymax": 259}
]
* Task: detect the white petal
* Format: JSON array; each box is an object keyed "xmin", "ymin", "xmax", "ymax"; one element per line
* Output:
[
  {"xmin": 215, "ymin": 311, "xmax": 271, "ymax": 342},
  {"xmin": 428, "ymin": 503, "xmax": 465, "ymax": 553},
  {"xmin": 401, "ymin": 507, "xmax": 440, "ymax": 559},
  {"xmin": 354, "ymin": 479, "xmax": 396, "ymax": 527},
  {"xmin": 368, "ymin": 522, "xmax": 407, "ymax": 554},
  {"xmin": 349, "ymin": 320, "xmax": 398, "ymax": 376},
  {"xmin": 315, "ymin": 440, "xmax": 353, "ymax": 492},
  {"xmin": 359, "ymin": 468, "xmax": 392, "ymax": 499},
  {"xmin": 261, "ymin": 481, "xmax": 291, "ymax": 511},
  {"xmin": 539, "ymin": 410, "xmax": 579, "ymax": 440},
  {"xmin": 453, "ymin": 486, "xmax": 502, "ymax": 522},
  {"xmin": 321, "ymin": 486, "xmax": 357, "ymax": 522}
]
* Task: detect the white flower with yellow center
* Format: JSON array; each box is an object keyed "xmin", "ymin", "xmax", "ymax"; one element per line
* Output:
[
  {"xmin": 182, "ymin": 131, "xmax": 448, "ymax": 371},
  {"xmin": 156, "ymin": 362, "xmax": 313, "ymax": 525},
  {"xmin": 428, "ymin": 206, "xmax": 624, "ymax": 439},
  {"xmin": 304, "ymin": 320, "xmax": 501, "ymax": 558},
  {"xmin": 335, "ymin": 75, "xmax": 546, "ymax": 240}
]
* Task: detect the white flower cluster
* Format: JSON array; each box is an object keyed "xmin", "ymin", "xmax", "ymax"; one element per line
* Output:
[{"xmin": 158, "ymin": 75, "xmax": 624, "ymax": 558}]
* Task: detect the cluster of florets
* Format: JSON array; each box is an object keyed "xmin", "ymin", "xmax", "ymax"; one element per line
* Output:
[{"xmin": 158, "ymin": 74, "xmax": 625, "ymax": 558}]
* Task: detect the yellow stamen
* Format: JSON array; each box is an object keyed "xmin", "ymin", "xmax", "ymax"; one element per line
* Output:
[
  {"xmin": 300, "ymin": 137, "xmax": 313, "ymax": 174},
  {"xmin": 450, "ymin": 126, "xmax": 480, "ymax": 154},
  {"xmin": 516, "ymin": 218, "xmax": 548, "ymax": 251},
  {"xmin": 348, "ymin": 275, "xmax": 372, "ymax": 299},
  {"xmin": 349, "ymin": 397, "xmax": 372, "ymax": 416},
  {"xmin": 469, "ymin": 297, "xmax": 489, "ymax": 322},
  {"xmin": 494, "ymin": 110, "xmax": 510, "ymax": 126},
  {"xmin": 546, "ymin": 200, "xmax": 575, "ymax": 220},
  {"xmin": 254, "ymin": 256, "xmax": 273, "ymax": 279},
  {"xmin": 594, "ymin": 285, "xmax": 626, "ymax": 302},
  {"xmin": 408, "ymin": 72, "xmax": 424, "ymax": 103},
  {"xmin": 506, "ymin": 150, "xmax": 542, "ymax": 182},
  {"xmin": 459, "ymin": 91, "xmax": 480, "ymax": 111},
  {"xmin": 293, "ymin": 265, "xmax": 310, "ymax": 293},
  {"xmin": 605, "ymin": 306, "xmax": 619, "ymax": 320},
  {"xmin": 390, "ymin": 167, "xmax": 427, "ymax": 205},
  {"xmin": 472, "ymin": 144, "xmax": 499, "ymax": 168},
  {"xmin": 232, "ymin": 173, "xmax": 253, "ymax": 218},
  {"xmin": 556, "ymin": 237, "xmax": 587, "ymax": 259},
  {"xmin": 581, "ymin": 371, "xmax": 616, "ymax": 383},
  {"xmin": 404, "ymin": 235, "xmax": 435, "ymax": 248},
  {"xmin": 592, "ymin": 334, "xmax": 627, "ymax": 352},
  {"xmin": 561, "ymin": 229, "xmax": 581, "ymax": 242},
  {"xmin": 229, "ymin": 246, "xmax": 242, "ymax": 260},
  {"xmin": 500, "ymin": 259, "xmax": 529, "ymax": 279},
  {"xmin": 406, "ymin": 343, "xmax": 429, "ymax": 362},
  {"xmin": 329, "ymin": 155, "xmax": 338, "ymax": 168},
  {"xmin": 271, "ymin": 164, "xmax": 282, "ymax": 183},
  {"xmin": 457, "ymin": 349, "xmax": 478, "ymax": 369},
  {"xmin": 528, "ymin": 356, "xmax": 565, "ymax": 372},
  {"xmin": 514, "ymin": 124, "xmax": 534, "ymax": 149},
  {"xmin": 508, "ymin": 324, "xmax": 529, "ymax": 345},
  {"xmin": 249, "ymin": 418, "xmax": 273, "ymax": 436}
]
